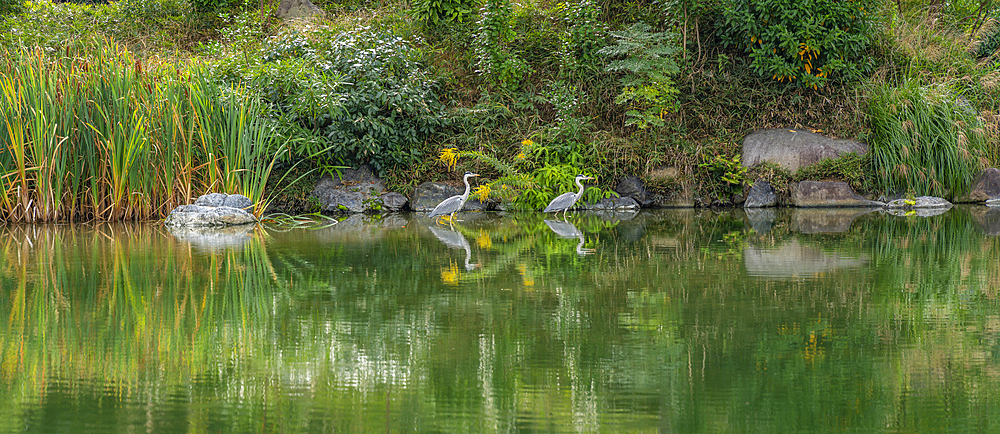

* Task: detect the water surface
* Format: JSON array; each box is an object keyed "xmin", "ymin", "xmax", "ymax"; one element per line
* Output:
[{"xmin": 2, "ymin": 207, "xmax": 1000, "ymax": 432}]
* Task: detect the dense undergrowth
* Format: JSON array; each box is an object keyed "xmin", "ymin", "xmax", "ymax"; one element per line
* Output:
[{"xmin": 0, "ymin": 0, "xmax": 999, "ymax": 221}]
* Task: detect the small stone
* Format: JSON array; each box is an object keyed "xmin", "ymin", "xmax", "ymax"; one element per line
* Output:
[{"xmin": 744, "ymin": 179, "xmax": 777, "ymax": 208}]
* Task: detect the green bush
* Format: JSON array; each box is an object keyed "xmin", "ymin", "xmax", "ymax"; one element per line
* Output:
[
  {"xmin": 412, "ymin": 0, "xmax": 476, "ymax": 31},
  {"xmin": 213, "ymin": 27, "xmax": 450, "ymax": 175},
  {"xmin": 718, "ymin": 0, "xmax": 876, "ymax": 89}
]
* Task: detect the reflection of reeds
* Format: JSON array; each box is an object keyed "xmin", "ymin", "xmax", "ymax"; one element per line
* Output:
[{"xmin": 0, "ymin": 41, "xmax": 280, "ymax": 222}]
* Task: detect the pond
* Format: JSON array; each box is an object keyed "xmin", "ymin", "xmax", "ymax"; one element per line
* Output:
[{"xmin": 1, "ymin": 207, "xmax": 1000, "ymax": 433}]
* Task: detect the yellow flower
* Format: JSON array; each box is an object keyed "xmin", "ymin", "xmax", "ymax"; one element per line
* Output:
[
  {"xmin": 439, "ymin": 148, "xmax": 460, "ymax": 171},
  {"xmin": 516, "ymin": 152, "xmax": 526, "ymax": 160},
  {"xmin": 473, "ymin": 184, "xmax": 491, "ymax": 202},
  {"xmin": 521, "ymin": 139, "xmax": 534, "ymax": 147}
]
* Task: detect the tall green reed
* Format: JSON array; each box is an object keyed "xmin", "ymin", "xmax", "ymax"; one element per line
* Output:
[
  {"xmin": 867, "ymin": 80, "xmax": 991, "ymax": 198},
  {"xmin": 0, "ymin": 40, "xmax": 284, "ymax": 222}
]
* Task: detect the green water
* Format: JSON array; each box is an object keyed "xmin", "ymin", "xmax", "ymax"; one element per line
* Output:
[{"xmin": 1, "ymin": 207, "xmax": 1000, "ymax": 433}]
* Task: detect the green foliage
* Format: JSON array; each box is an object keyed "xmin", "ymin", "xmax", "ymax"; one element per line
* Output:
[
  {"xmin": 971, "ymin": 13, "xmax": 1000, "ymax": 65},
  {"xmin": 0, "ymin": 0, "xmax": 23, "ymax": 17},
  {"xmin": 412, "ymin": 0, "xmax": 476, "ymax": 30},
  {"xmin": 554, "ymin": 0, "xmax": 607, "ymax": 81},
  {"xmin": 719, "ymin": 0, "xmax": 876, "ymax": 89},
  {"xmin": 699, "ymin": 153, "xmax": 746, "ymax": 197},
  {"xmin": 212, "ymin": 27, "xmax": 450, "ymax": 176},
  {"xmin": 473, "ymin": 0, "xmax": 529, "ymax": 90},
  {"xmin": 793, "ymin": 152, "xmax": 872, "ymax": 194},
  {"xmin": 867, "ymin": 80, "xmax": 990, "ymax": 198},
  {"xmin": 598, "ymin": 23, "xmax": 681, "ymax": 129}
]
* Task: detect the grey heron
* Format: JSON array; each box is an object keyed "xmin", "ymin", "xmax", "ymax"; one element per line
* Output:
[
  {"xmin": 429, "ymin": 171, "xmax": 479, "ymax": 224},
  {"xmin": 543, "ymin": 174, "xmax": 594, "ymax": 219}
]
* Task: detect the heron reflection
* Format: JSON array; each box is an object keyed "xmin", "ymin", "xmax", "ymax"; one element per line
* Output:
[
  {"xmin": 428, "ymin": 225, "xmax": 481, "ymax": 270},
  {"xmin": 544, "ymin": 219, "xmax": 595, "ymax": 255}
]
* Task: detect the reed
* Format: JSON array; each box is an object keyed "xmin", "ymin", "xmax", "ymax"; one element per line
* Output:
[
  {"xmin": 867, "ymin": 80, "xmax": 991, "ymax": 198},
  {"xmin": 0, "ymin": 40, "xmax": 282, "ymax": 222}
]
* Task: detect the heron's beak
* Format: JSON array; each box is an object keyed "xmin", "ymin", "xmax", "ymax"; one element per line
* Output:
[{"xmin": 471, "ymin": 173, "xmax": 480, "ymax": 177}]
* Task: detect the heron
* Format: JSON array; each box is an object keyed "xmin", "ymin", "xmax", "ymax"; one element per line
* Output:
[
  {"xmin": 543, "ymin": 174, "xmax": 594, "ymax": 219},
  {"xmin": 429, "ymin": 171, "xmax": 480, "ymax": 224}
]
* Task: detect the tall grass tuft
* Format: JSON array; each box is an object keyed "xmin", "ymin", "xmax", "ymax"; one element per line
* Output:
[
  {"xmin": 867, "ymin": 80, "xmax": 991, "ymax": 198},
  {"xmin": 0, "ymin": 40, "xmax": 283, "ymax": 222}
]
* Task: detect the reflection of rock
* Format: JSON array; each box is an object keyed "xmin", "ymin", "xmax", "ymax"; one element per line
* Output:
[
  {"xmin": 164, "ymin": 193, "xmax": 257, "ymax": 227},
  {"xmin": 167, "ymin": 225, "xmax": 256, "ymax": 251},
  {"xmin": 791, "ymin": 181, "xmax": 883, "ymax": 207},
  {"xmin": 790, "ymin": 208, "xmax": 876, "ymax": 233},
  {"xmin": 745, "ymin": 208, "xmax": 777, "ymax": 234},
  {"xmin": 544, "ymin": 220, "xmax": 594, "ymax": 255},
  {"xmin": 742, "ymin": 129, "xmax": 868, "ymax": 173},
  {"xmin": 745, "ymin": 239, "xmax": 866, "ymax": 280},
  {"xmin": 970, "ymin": 206, "xmax": 1000, "ymax": 236},
  {"xmin": 744, "ymin": 179, "xmax": 777, "ymax": 208},
  {"xmin": 428, "ymin": 226, "xmax": 480, "ymax": 270},
  {"xmin": 883, "ymin": 196, "xmax": 952, "ymax": 217}
]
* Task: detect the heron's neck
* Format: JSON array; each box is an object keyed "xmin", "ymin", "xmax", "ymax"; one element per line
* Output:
[
  {"xmin": 460, "ymin": 176, "xmax": 472, "ymax": 201},
  {"xmin": 575, "ymin": 178, "xmax": 586, "ymax": 198}
]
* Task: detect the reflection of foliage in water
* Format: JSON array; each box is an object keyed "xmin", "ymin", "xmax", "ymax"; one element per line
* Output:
[{"xmin": 0, "ymin": 210, "xmax": 999, "ymax": 431}]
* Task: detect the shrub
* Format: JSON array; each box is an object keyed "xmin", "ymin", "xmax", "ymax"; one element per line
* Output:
[
  {"xmin": 473, "ymin": 0, "xmax": 529, "ymax": 90},
  {"xmin": 0, "ymin": 0, "xmax": 23, "ymax": 17},
  {"xmin": 598, "ymin": 22, "xmax": 681, "ymax": 129},
  {"xmin": 718, "ymin": 0, "xmax": 877, "ymax": 89},
  {"xmin": 412, "ymin": 0, "xmax": 476, "ymax": 31},
  {"xmin": 213, "ymin": 27, "xmax": 450, "ymax": 176}
]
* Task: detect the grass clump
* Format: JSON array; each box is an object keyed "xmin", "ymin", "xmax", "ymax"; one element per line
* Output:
[{"xmin": 866, "ymin": 80, "xmax": 991, "ymax": 198}]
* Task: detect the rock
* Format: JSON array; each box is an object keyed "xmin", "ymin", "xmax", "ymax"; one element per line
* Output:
[
  {"xmin": 311, "ymin": 165, "xmax": 404, "ymax": 214},
  {"xmin": 166, "ymin": 225, "xmax": 256, "ymax": 251},
  {"xmin": 615, "ymin": 176, "xmax": 651, "ymax": 206},
  {"xmin": 579, "ymin": 196, "xmax": 641, "ymax": 211},
  {"xmin": 277, "ymin": 0, "xmax": 325, "ymax": 21},
  {"xmin": 957, "ymin": 168, "xmax": 1000, "ymax": 203},
  {"xmin": 744, "ymin": 179, "xmax": 777, "ymax": 208},
  {"xmin": 970, "ymin": 206, "xmax": 1000, "ymax": 236},
  {"xmin": 164, "ymin": 201, "xmax": 257, "ymax": 227},
  {"xmin": 742, "ymin": 129, "xmax": 868, "ymax": 173},
  {"xmin": 380, "ymin": 192, "xmax": 408, "ymax": 212},
  {"xmin": 790, "ymin": 208, "xmax": 877, "ymax": 233},
  {"xmin": 883, "ymin": 196, "xmax": 952, "ymax": 217},
  {"xmin": 411, "ymin": 181, "xmax": 492, "ymax": 213},
  {"xmin": 790, "ymin": 181, "xmax": 883, "ymax": 207}
]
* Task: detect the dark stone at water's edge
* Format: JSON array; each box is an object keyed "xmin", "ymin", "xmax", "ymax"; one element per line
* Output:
[
  {"xmin": 311, "ymin": 165, "xmax": 410, "ymax": 214},
  {"xmin": 411, "ymin": 181, "xmax": 493, "ymax": 213},
  {"xmin": 744, "ymin": 179, "xmax": 777, "ymax": 208},
  {"xmin": 791, "ymin": 181, "xmax": 883, "ymax": 208},
  {"xmin": 959, "ymin": 168, "xmax": 1000, "ymax": 203}
]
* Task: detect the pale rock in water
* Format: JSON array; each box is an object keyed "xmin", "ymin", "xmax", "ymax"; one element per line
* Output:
[{"xmin": 164, "ymin": 193, "xmax": 257, "ymax": 227}]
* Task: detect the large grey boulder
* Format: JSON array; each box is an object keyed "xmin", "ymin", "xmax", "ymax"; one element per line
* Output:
[
  {"xmin": 411, "ymin": 181, "xmax": 491, "ymax": 212},
  {"xmin": 311, "ymin": 165, "xmax": 407, "ymax": 213},
  {"xmin": 744, "ymin": 179, "xmax": 777, "ymax": 208},
  {"xmin": 742, "ymin": 129, "xmax": 868, "ymax": 173},
  {"xmin": 579, "ymin": 196, "xmax": 640, "ymax": 211},
  {"xmin": 790, "ymin": 181, "xmax": 883, "ymax": 207},
  {"xmin": 957, "ymin": 168, "xmax": 1000, "ymax": 203},
  {"xmin": 164, "ymin": 193, "xmax": 257, "ymax": 227}
]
